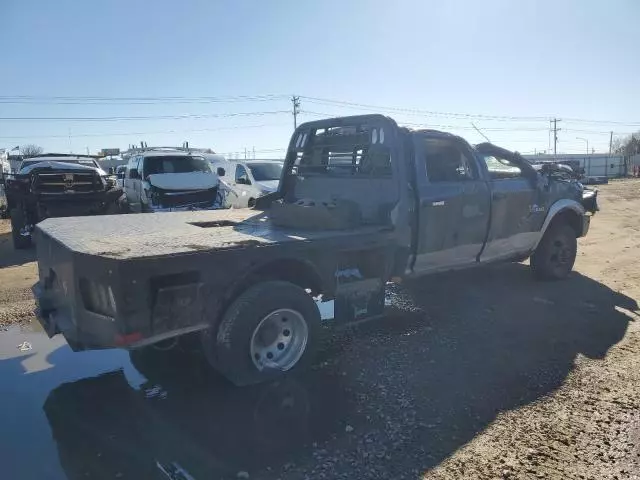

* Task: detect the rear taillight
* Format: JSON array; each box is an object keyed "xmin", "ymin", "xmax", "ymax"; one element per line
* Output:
[{"xmin": 79, "ymin": 278, "xmax": 117, "ymax": 317}]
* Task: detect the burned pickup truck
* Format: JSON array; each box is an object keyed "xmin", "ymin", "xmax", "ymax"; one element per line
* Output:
[
  {"xmin": 33, "ymin": 115, "xmax": 598, "ymax": 385},
  {"xmin": 5, "ymin": 154, "xmax": 121, "ymax": 249}
]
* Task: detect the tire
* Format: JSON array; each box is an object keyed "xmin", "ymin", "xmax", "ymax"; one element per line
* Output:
[
  {"xmin": 202, "ymin": 281, "xmax": 321, "ymax": 386},
  {"xmin": 10, "ymin": 207, "xmax": 31, "ymax": 250},
  {"xmin": 248, "ymin": 197, "xmax": 256, "ymax": 208},
  {"xmin": 530, "ymin": 223, "xmax": 577, "ymax": 280}
]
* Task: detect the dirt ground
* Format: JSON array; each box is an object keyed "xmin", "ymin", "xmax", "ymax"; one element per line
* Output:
[{"xmin": 1, "ymin": 180, "xmax": 640, "ymax": 480}]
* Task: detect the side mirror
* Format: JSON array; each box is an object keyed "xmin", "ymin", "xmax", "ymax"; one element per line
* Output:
[
  {"xmin": 237, "ymin": 176, "xmax": 250, "ymax": 185},
  {"xmin": 129, "ymin": 168, "xmax": 139, "ymax": 179},
  {"xmin": 217, "ymin": 167, "xmax": 226, "ymax": 177}
]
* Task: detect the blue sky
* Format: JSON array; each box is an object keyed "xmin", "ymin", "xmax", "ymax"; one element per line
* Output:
[{"xmin": 1, "ymin": 0, "xmax": 638, "ymax": 157}]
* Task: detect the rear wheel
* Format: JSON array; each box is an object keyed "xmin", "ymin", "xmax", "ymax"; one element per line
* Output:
[
  {"xmin": 531, "ymin": 223, "xmax": 577, "ymax": 280},
  {"xmin": 10, "ymin": 207, "xmax": 31, "ymax": 250},
  {"xmin": 202, "ymin": 281, "xmax": 321, "ymax": 386}
]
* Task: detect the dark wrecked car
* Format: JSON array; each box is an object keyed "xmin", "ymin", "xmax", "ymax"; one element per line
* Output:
[
  {"xmin": 5, "ymin": 154, "xmax": 121, "ymax": 249},
  {"xmin": 33, "ymin": 115, "xmax": 597, "ymax": 386}
]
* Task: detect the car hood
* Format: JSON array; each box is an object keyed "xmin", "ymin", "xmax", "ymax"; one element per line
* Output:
[
  {"xmin": 255, "ymin": 180, "xmax": 279, "ymax": 193},
  {"xmin": 20, "ymin": 161, "xmax": 106, "ymax": 176},
  {"xmin": 147, "ymin": 172, "xmax": 219, "ymax": 191}
]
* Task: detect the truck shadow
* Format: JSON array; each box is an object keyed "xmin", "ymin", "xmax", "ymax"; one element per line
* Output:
[
  {"xmin": 35, "ymin": 263, "xmax": 636, "ymax": 479},
  {"xmin": 0, "ymin": 231, "xmax": 36, "ymax": 267}
]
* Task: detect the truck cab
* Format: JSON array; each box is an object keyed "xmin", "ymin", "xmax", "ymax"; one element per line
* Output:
[{"xmin": 280, "ymin": 115, "xmax": 590, "ymax": 279}]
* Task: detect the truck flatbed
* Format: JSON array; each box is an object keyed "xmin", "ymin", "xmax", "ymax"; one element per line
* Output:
[{"xmin": 37, "ymin": 209, "xmax": 390, "ymax": 260}]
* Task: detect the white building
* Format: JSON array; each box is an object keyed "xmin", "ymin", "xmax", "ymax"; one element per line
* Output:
[{"xmin": 524, "ymin": 153, "xmax": 626, "ymax": 180}]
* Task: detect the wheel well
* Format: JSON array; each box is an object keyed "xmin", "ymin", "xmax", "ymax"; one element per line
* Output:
[
  {"xmin": 250, "ymin": 258, "xmax": 323, "ymax": 293},
  {"xmin": 222, "ymin": 258, "xmax": 324, "ymax": 317},
  {"xmin": 550, "ymin": 209, "xmax": 582, "ymax": 237}
]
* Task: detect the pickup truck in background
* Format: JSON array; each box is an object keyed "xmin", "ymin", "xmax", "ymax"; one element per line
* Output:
[
  {"xmin": 32, "ymin": 114, "xmax": 598, "ymax": 385},
  {"xmin": 5, "ymin": 154, "xmax": 122, "ymax": 249}
]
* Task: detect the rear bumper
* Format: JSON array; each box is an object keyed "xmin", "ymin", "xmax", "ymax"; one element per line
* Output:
[
  {"xmin": 33, "ymin": 281, "xmax": 119, "ymax": 351},
  {"xmin": 32, "ymin": 256, "xmax": 210, "ymax": 352},
  {"xmin": 581, "ymin": 214, "xmax": 591, "ymax": 237}
]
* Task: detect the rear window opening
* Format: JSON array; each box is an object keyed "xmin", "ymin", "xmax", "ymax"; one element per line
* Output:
[{"xmin": 290, "ymin": 124, "xmax": 392, "ymax": 177}]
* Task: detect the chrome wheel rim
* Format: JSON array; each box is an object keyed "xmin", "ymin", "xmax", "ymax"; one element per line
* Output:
[{"xmin": 250, "ymin": 309, "xmax": 308, "ymax": 371}]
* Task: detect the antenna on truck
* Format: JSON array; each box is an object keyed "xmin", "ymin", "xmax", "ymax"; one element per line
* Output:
[{"xmin": 471, "ymin": 123, "xmax": 491, "ymax": 143}]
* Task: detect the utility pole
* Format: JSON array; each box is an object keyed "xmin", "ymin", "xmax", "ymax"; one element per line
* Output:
[
  {"xmin": 291, "ymin": 95, "xmax": 301, "ymax": 129},
  {"xmin": 576, "ymin": 137, "xmax": 588, "ymax": 154},
  {"xmin": 609, "ymin": 131, "xmax": 613, "ymax": 155},
  {"xmin": 551, "ymin": 118, "xmax": 561, "ymax": 156}
]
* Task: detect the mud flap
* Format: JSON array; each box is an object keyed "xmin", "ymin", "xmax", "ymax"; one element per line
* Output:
[{"xmin": 334, "ymin": 277, "xmax": 385, "ymax": 323}]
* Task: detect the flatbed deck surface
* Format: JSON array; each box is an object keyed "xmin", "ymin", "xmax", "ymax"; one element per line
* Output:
[{"xmin": 36, "ymin": 209, "xmax": 388, "ymax": 259}]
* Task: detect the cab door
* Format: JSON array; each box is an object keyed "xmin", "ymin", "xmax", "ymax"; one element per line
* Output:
[
  {"xmin": 477, "ymin": 150, "xmax": 542, "ymax": 262},
  {"xmin": 412, "ymin": 135, "xmax": 491, "ymax": 274}
]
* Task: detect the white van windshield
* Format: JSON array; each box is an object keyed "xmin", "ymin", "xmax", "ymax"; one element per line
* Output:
[{"xmin": 143, "ymin": 156, "xmax": 211, "ymax": 177}]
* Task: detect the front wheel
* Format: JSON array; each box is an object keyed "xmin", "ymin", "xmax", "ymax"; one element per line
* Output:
[
  {"xmin": 10, "ymin": 207, "xmax": 31, "ymax": 250},
  {"xmin": 530, "ymin": 223, "xmax": 577, "ymax": 280},
  {"xmin": 202, "ymin": 281, "xmax": 321, "ymax": 386}
]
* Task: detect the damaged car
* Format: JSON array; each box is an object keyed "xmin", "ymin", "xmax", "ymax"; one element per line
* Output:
[
  {"xmin": 123, "ymin": 149, "xmax": 231, "ymax": 212},
  {"xmin": 33, "ymin": 115, "xmax": 598, "ymax": 386},
  {"xmin": 5, "ymin": 154, "xmax": 121, "ymax": 249}
]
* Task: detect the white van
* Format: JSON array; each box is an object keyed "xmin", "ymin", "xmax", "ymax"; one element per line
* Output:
[
  {"xmin": 220, "ymin": 160, "xmax": 284, "ymax": 208},
  {"xmin": 123, "ymin": 149, "xmax": 230, "ymax": 212}
]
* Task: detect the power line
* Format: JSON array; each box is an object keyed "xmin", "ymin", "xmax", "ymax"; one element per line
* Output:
[
  {"xmin": 3, "ymin": 92, "xmax": 639, "ymax": 126},
  {"xmin": 302, "ymin": 111, "xmax": 549, "ymax": 132},
  {"xmin": 0, "ymin": 110, "xmax": 290, "ymax": 122},
  {"xmin": 0, "ymin": 94, "xmax": 290, "ymax": 105},
  {"xmin": 300, "ymin": 96, "xmax": 550, "ymax": 122},
  {"xmin": 301, "ymin": 96, "xmax": 640, "ymax": 127},
  {"xmin": 0, "ymin": 123, "xmax": 290, "ymax": 140}
]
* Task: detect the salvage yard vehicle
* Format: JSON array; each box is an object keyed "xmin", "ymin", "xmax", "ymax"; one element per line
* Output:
[
  {"xmin": 0, "ymin": 154, "xmax": 9, "ymax": 218},
  {"xmin": 222, "ymin": 159, "xmax": 284, "ymax": 208},
  {"xmin": 122, "ymin": 148, "xmax": 230, "ymax": 212},
  {"xmin": 5, "ymin": 154, "xmax": 121, "ymax": 249},
  {"xmin": 32, "ymin": 114, "xmax": 598, "ymax": 386}
]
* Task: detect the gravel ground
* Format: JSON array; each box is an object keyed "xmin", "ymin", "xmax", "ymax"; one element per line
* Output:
[
  {"xmin": 0, "ymin": 179, "xmax": 639, "ymax": 479},
  {"xmin": 0, "ymin": 220, "xmax": 36, "ymax": 329}
]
